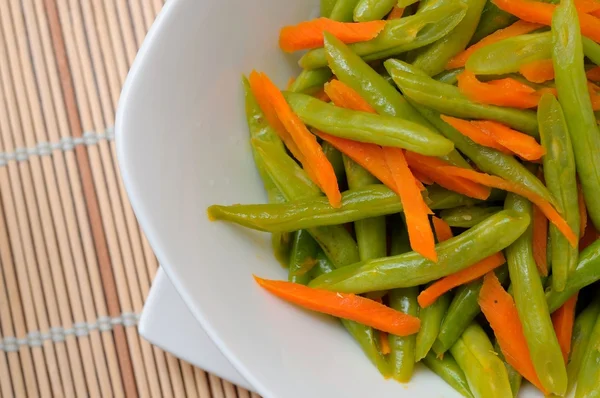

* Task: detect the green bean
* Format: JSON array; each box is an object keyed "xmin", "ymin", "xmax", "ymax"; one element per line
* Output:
[
  {"xmin": 433, "ymin": 266, "xmax": 509, "ymax": 355},
  {"xmin": 243, "ymin": 76, "xmax": 291, "ymax": 265},
  {"xmin": 320, "ymin": 0, "xmax": 338, "ymax": 17},
  {"xmin": 469, "ymin": 0, "xmax": 517, "ymax": 45},
  {"xmin": 385, "ymin": 60, "xmax": 539, "ymax": 136},
  {"xmin": 553, "ymin": 0, "xmax": 600, "ymax": 231},
  {"xmin": 411, "ymin": 0, "xmax": 485, "ymax": 76},
  {"xmin": 410, "ymin": 101, "xmax": 557, "ymax": 206},
  {"xmin": 494, "ymin": 341, "xmax": 522, "ymax": 397},
  {"xmin": 323, "ymin": 33, "xmax": 471, "ymax": 168},
  {"xmin": 329, "ymin": 0, "xmax": 361, "ymax": 22},
  {"xmin": 310, "ymin": 210, "xmax": 529, "ymax": 292},
  {"xmin": 311, "ymin": 252, "xmax": 391, "ymax": 377},
  {"xmin": 288, "ymin": 230, "xmax": 319, "ymax": 285},
  {"xmin": 299, "ymin": 3, "xmax": 468, "ymax": 69},
  {"xmin": 583, "ymin": 37, "xmax": 600, "ymax": 65},
  {"xmin": 322, "ymin": 141, "xmax": 346, "ymax": 184},
  {"xmin": 434, "ymin": 67, "xmax": 464, "ymax": 85},
  {"xmin": 575, "ymin": 306, "xmax": 600, "ymax": 398},
  {"xmin": 440, "ymin": 206, "xmax": 503, "ymax": 228},
  {"xmin": 415, "ymin": 289, "xmax": 449, "ymax": 361},
  {"xmin": 423, "ymin": 352, "xmax": 473, "ymax": 398},
  {"xmin": 450, "ymin": 323, "xmax": 512, "ymax": 398},
  {"xmin": 546, "ymin": 238, "xmax": 600, "ymax": 312},
  {"xmin": 538, "ymin": 94, "xmax": 579, "ymax": 292},
  {"xmin": 284, "ymin": 92, "xmax": 454, "ymax": 156},
  {"xmin": 398, "ymin": 0, "xmax": 419, "ymax": 6},
  {"xmin": 208, "ymin": 183, "xmax": 478, "ymax": 233},
  {"xmin": 466, "ymin": 32, "xmax": 551, "ymax": 75},
  {"xmin": 343, "ymin": 156, "xmax": 386, "ymax": 262},
  {"xmin": 353, "ymin": 0, "xmax": 396, "ymax": 21},
  {"xmin": 288, "ymin": 68, "xmax": 333, "ymax": 94},
  {"xmin": 504, "ymin": 193, "xmax": 567, "ymax": 396}
]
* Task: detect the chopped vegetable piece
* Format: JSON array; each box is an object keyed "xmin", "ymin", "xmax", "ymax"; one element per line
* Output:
[
  {"xmin": 471, "ymin": 120, "xmax": 545, "ymax": 161},
  {"xmin": 551, "ymin": 293, "xmax": 578, "ymax": 363},
  {"xmin": 531, "ymin": 203, "xmax": 549, "ymax": 276},
  {"xmin": 457, "ymin": 70, "xmax": 539, "ymax": 109},
  {"xmin": 442, "ymin": 115, "xmax": 510, "ymax": 153},
  {"xmin": 519, "ymin": 59, "xmax": 555, "ymax": 83}
]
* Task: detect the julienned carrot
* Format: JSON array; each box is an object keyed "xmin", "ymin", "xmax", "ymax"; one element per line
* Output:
[
  {"xmin": 577, "ymin": 0, "xmax": 600, "ymax": 13},
  {"xmin": 279, "ymin": 18, "xmax": 386, "ymax": 52},
  {"xmin": 441, "ymin": 115, "xmax": 510, "ymax": 153},
  {"xmin": 251, "ymin": 71, "xmax": 341, "ymax": 207},
  {"xmin": 486, "ymin": 77, "xmax": 537, "ymax": 93},
  {"xmin": 412, "ymin": 169, "xmax": 434, "ymax": 186},
  {"xmin": 249, "ymin": 72, "xmax": 321, "ymax": 186},
  {"xmin": 472, "ymin": 120, "xmax": 545, "ymax": 161},
  {"xmin": 384, "ymin": 147, "xmax": 437, "ymax": 262},
  {"xmin": 387, "ymin": 6, "xmax": 405, "ymax": 20},
  {"xmin": 478, "ymin": 273, "xmax": 547, "ymax": 393},
  {"xmin": 446, "ymin": 20, "xmax": 543, "ymax": 69},
  {"xmin": 418, "ymin": 252, "xmax": 506, "ymax": 308},
  {"xmin": 432, "ymin": 216, "xmax": 454, "ymax": 243},
  {"xmin": 437, "ymin": 166, "xmax": 578, "ymax": 246},
  {"xmin": 578, "ymin": 182, "xmax": 587, "ymax": 237},
  {"xmin": 254, "ymin": 276, "xmax": 421, "ymax": 335},
  {"xmin": 551, "ymin": 293, "xmax": 578, "ymax": 363},
  {"xmin": 324, "ymin": 80, "xmax": 377, "ymax": 113},
  {"xmin": 532, "ymin": 203, "xmax": 549, "ymax": 276},
  {"xmin": 589, "ymin": 66, "xmax": 600, "ymax": 81},
  {"xmin": 519, "ymin": 59, "xmax": 555, "ymax": 83},
  {"xmin": 404, "ymin": 151, "xmax": 492, "ymax": 200},
  {"xmin": 492, "ymin": 0, "xmax": 600, "ymax": 43},
  {"xmin": 457, "ymin": 70, "xmax": 540, "ymax": 109}
]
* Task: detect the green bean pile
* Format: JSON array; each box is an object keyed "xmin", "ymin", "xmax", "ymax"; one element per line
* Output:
[{"xmin": 208, "ymin": 0, "xmax": 600, "ymax": 396}]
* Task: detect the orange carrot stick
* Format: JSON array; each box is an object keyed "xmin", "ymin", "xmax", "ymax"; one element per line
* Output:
[
  {"xmin": 404, "ymin": 151, "xmax": 492, "ymax": 200},
  {"xmin": 384, "ymin": 147, "xmax": 437, "ymax": 262},
  {"xmin": 419, "ymin": 252, "xmax": 506, "ymax": 308},
  {"xmin": 432, "ymin": 216, "xmax": 454, "ymax": 242},
  {"xmin": 447, "ymin": 20, "xmax": 542, "ymax": 69},
  {"xmin": 472, "ymin": 120, "xmax": 546, "ymax": 161},
  {"xmin": 486, "ymin": 77, "xmax": 538, "ymax": 93},
  {"xmin": 279, "ymin": 18, "xmax": 386, "ymax": 52},
  {"xmin": 254, "ymin": 276, "xmax": 421, "ymax": 335},
  {"xmin": 552, "ymin": 293, "xmax": 578, "ymax": 363},
  {"xmin": 457, "ymin": 70, "xmax": 540, "ymax": 109},
  {"xmin": 251, "ymin": 71, "xmax": 341, "ymax": 207},
  {"xmin": 576, "ymin": 0, "xmax": 600, "ymax": 13},
  {"xmin": 437, "ymin": 166, "xmax": 578, "ymax": 246},
  {"xmin": 387, "ymin": 5, "xmax": 405, "ymax": 20},
  {"xmin": 478, "ymin": 273, "xmax": 547, "ymax": 393},
  {"xmin": 532, "ymin": 203, "xmax": 549, "ymax": 276},
  {"xmin": 324, "ymin": 80, "xmax": 377, "ymax": 113},
  {"xmin": 519, "ymin": 59, "xmax": 555, "ymax": 83},
  {"xmin": 578, "ymin": 181, "xmax": 587, "ymax": 237},
  {"xmin": 380, "ymin": 332, "xmax": 391, "ymax": 355},
  {"xmin": 492, "ymin": 0, "xmax": 600, "ymax": 42},
  {"xmin": 589, "ymin": 67, "xmax": 600, "ymax": 82},
  {"xmin": 412, "ymin": 169, "xmax": 434, "ymax": 185},
  {"xmin": 441, "ymin": 115, "xmax": 511, "ymax": 153}
]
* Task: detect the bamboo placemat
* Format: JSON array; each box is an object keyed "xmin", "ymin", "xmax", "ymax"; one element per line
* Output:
[{"xmin": 0, "ymin": 1, "xmax": 257, "ymax": 397}]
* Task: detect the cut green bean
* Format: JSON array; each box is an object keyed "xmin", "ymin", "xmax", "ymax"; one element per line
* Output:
[
  {"xmin": 538, "ymin": 94, "xmax": 579, "ymax": 292},
  {"xmin": 288, "ymin": 230, "xmax": 319, "ymax": 285},
  {"xmin": 353, "ymin": 0, "xmax": 396, "ymax": 22},
  {"xmin": 434, "ymin": 68, "xmax": 464, "ymax": 85},
  {"xmin": 552, "ymin": 0, "xmax": 600, "ymax": 231},
  {"xmin": 575, "ymin": 305, "xmax": 600, "ymax": 398},
  {"xmin": 494, "ymin": 341, "xmax": 522, "ymax": 397},
  {"xmin": 583, "ymin": 37, "xmax": 600, "ymax": 65},
  {"xmin": 320, "ymin": 0, "xmax": 338, "ymax": 18},
  {"xmin": 504, "ymin": 193, "xmax": 567, "ymax": 396},
  {"xmin": 423, "ymin": 352, "xmax": 473, "ymax": 398},
  {"xmin": 416, "ymin": 290, "xmax": 450, "ymax": 361},
  {"xmin": 329, "ymin": 0, "xmax": 361, "ymax": 22},
  {"xmin": 469, "ymin": 0, "xmax": 517, "ymax": 45},
  {"xmin": 289, "ymin": 68, "xmax": 333, "ymax": 94},
  {"xmin": 385, "ymin": 60, "xmax": 539, "ymax": 136},
  {"xmin": 322, "ymin": 141, "xmax": 346, "ymax": 184},
  {"xmin": 440, "ymin": 206, "xmax": 503, "ymax": 228}
]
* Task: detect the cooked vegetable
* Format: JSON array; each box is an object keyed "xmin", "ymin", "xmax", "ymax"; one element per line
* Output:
[
  {"xmin": 423, "ymin": 352, "xmax": 473, "ymax": 398},
  {"xmin": 440, "ymin": 205, "xmax": 502, "ymax": 228},
  {"xmin": 552, "ymin": 293, "xmax": 578, "ymax": 363}
]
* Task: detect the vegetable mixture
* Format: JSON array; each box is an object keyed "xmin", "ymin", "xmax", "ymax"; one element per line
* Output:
[{"xmin": 208, "ymin": 0, "xmax": 600, "ymax": 396}]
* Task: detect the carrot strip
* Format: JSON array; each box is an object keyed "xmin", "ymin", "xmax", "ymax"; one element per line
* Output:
[
  {"xmin": 437, "ymin": 166, "xmax": 578, "ymax": 247},
  {"xmin": 472, "ymin": 120, "xmax": 545, "ymax": 161},
  {"xmin": 588, "ymin": 66, "xmax": 600, "ymax": 82},
  {"xmin": 252, "ymin": 71, "xmax": 341, "ymax": 207},
  {"xmin": 313, "ymin": 88, "xmax": 330, "ymax": 103},
  {"xmin": 432, "ymin": 216, "xmax": 454, "ymax": 242},
  {"xmin": 593, "ymin": 9, "xmax": 600, "ymax": 17},
  {"xmin": 404, "ymin": 151, "xmax": 492, "ymax": 200},
  {"xmin": 576, "ymin": 0, "xmax": 600, "ymax": 13},
  {"xmin": 419, "ymin": 252, "xmax": 506, "ymax": 308},
  {"xmin": 324, "ymin": 80, "xmax": 377, "ymax": 113},
  {"xmin": 492, "ymin": 0, "xmax": 600, "ymax": 43},
  {"xmin": 457, "ymin": 70, "xmax": 540, "ymax": 109},
  {"xmin": 519, "ymin": 59, "xmax": 555, "ymax": 83},
  {"xmin": 380, "ymin": 332, "xmax": 391, "ymax": 355},
  {"xmin": 387, "ymin": 5, "xmax": 405, "ymax": 20},
  {"xmin": 447, "ymin": 20, "xmax": 542, "ymax": 69},
  {"xmin": 384, "ymin": 147, "xmax": 437, "ymax": 262},
  {"xmin": 578, "ymin": 181, "xmax": 587, "ymax": 237},
  {"xmin": 486, "ymin": 78, "xmax": 537, "ymax": 93},
  {"xmin": 532, "ymin": 203, "xmax": 549, "ymax": 276},
  {"xmin": 255, "ymin": 276, "xmax": 421, "ymax": 335},
  {"xmin": 478, "ymin": 273, "xmax": 547, "ymax": 393},
  {"xmin": 412, "ymin": 169, "xmax": 435, "ymax": 185},
  {"xmin": 552, "ymin": 293, "xmax": 578, "ymax": 363},
  {"xmin": 441, "ymin": 115, "xmax": 511, "ymax": 153},
  {"xmin": 279, "ymin": 18, "xmax": 386, "ymax": 52}
]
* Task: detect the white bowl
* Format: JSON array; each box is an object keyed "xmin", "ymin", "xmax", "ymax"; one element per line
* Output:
[{"xmin": 116, "ymin": 1, "xmax": 525, "ymax": 397}]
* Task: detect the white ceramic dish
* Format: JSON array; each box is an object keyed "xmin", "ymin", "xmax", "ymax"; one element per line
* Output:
[
  {"xmin": 139, "ymin": 269, "xmax": 251, "ymax": 390},
  {"xmin": 116, "ymin": 1, "xmax": 539, "ymax": 397}
]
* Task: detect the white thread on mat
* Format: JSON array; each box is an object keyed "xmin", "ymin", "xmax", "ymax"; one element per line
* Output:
[
  {"xmin": 0, "ymin": 312, "xmax": 140, "ymax": 352},
  {"xmin": 0, "ymin": 127, "xmax": 115, "ymax": 167}
]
